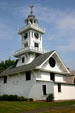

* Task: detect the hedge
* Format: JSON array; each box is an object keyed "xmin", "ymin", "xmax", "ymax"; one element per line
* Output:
[{"xmin": 0, "ymin": 94, "xmax": 33, "ymax": 101}]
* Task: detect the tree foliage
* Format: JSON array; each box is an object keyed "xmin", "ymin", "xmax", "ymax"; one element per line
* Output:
[{"xmin": 0, "ymin": 59, "xmax": 15, "ymax": 73}]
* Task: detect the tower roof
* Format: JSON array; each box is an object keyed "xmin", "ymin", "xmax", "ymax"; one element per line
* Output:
[{"xmin": 25, "ymin": 6, "xmax": 38, "ymax": 25}]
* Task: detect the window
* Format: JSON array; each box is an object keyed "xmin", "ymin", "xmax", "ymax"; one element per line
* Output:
[
  {"xmin": 34, "ymin": 32, "xmax": 39, "ymax": 39},
  {"xmin": 74, "ymin": 78, "xmax": 75, "ymax": 83},
  {"xmin": 34, "ymin": 43, "xmax": 39, "ymax": 47},
  {"xmin": 50, "ymin": 73, "xmax": 55, "ymax": 81},
  {"xmin": 26, "ymin": 71, "xmax": 31, "ymax": 80},
  {"xmin": 58, "ymin": 83, "xmax": 61, "ymax": 92},
  {"xmin": 22, "ymin": 57, "xmax": 24, "ymax": 63},
  {"xmin": 49, "ymin": 57, "xmax": 56, "ymax": 67},
  {"xmin": 30, "ymin": 19, "xmax": 33, "ymax": 23},
  {"xmin": 42, "ymin": 85, "xmax": 46, "ymax": 95},
  {"xmin": 4, "ymin": 76, "xmax": 7, "ymax": 83},
  {"xmin": 24, "ymin": 43, "xmax": 28, "ymax": 48},
  {"xmin": 24, "ymin": 33, "xmax": 28, "ymax": 39}
]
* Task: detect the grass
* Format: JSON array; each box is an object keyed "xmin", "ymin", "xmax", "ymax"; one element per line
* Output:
[
  {"xmin": 40, "ymin": 108, "xmax": 75, "ymax": 113},
  {"xmin": 0, "ymin": 100, "xmax": 75, "ymax": 113}
]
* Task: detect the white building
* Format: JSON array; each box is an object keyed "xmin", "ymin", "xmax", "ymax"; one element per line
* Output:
[{"xmin": 0, "ymin": 7, "xmax": 75, "ymax": 100}]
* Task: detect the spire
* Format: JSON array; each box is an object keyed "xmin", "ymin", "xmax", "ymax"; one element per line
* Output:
[{"xmin": 30, "ymin": 5, "xmax": 34, "ymax": 15}]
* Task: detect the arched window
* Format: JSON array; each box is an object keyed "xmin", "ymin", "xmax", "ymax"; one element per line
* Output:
[{"xmin": 22, "ymin": 57, "xmax": 25, "ymax": 63}]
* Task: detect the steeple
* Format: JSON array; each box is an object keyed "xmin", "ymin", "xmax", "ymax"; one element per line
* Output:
[{"xmin": 14, "ymin": 6, "xmax": 45, "ymax": 66}]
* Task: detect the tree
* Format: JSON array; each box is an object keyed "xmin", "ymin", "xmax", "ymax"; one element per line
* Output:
[{"xmin": 0, "ymin": 59, "xmax": 15, "ymax": 73}]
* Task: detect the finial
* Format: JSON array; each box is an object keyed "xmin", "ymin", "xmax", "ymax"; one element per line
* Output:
[{"xmin": 30, "ymin": 5, "xmax": 34, "ymax": 15}]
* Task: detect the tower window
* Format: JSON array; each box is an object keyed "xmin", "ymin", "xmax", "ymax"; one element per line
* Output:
[
  {"xmin": 30, "ymin": 19, "xmax": 33, "ymax": 24},
  {"xmin": 58, "ymin": 83, "xmax": 61, "ymax": 92},
  {"xmin": 24, "ymin": 43, "xmax": 28, "ymax": 48},
  {"xmin": 4, "ymin": 76, "xmax": 7, "ymax": 84},
  {"xmin": 50, "ymin": 73, "xmax": 55, "ymax": 81},
  {"xmin": 22, "ymin": 57, "xmax": 25, "ymax": 63},
  {"xmin": 24, "ymin": 33, "xmax": 28, "ymax": 39},
  {"xmin": 26, "ymin": 71, "xmax": 31, "ymax": 80},
  {"xmin": 34, "ymin": 43, "xmax": 39, "ymax": 47},
  {"xmin": 42, "ymin": 85, "xmax": 46, "ymax": 95},
  {"xmin": 34, "ymin": 32, "xmax": 39, "ymax": 39}
]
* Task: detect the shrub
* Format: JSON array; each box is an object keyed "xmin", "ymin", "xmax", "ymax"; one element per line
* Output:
[
  {"xmin": 0, "ymin": 94, "xmax": 34, "ymax": 101},
  {"xmin": 24, "ymin": 98, "xmax": 28, "ymax": 101},
  {"xmin": 0, "ymin": 95, "xmax": 2, "ymax": 100},
  {"xmin": 2, "ymin": 94, "xmax": 9, "ymax": 100},
  {"xmin": 8, "ymin": 95, "xmax": 17, "ymax": 101},
  {"xmin": 46, "ymin": 94, "xmax": 54, "ymax": 102},
  {"xmin": 29, "ymin": 98, "xmax": 33, "ymax": 102},
  {"xmin": 17, "ymin": 96, "xmax": 25, "ymax": 101}
]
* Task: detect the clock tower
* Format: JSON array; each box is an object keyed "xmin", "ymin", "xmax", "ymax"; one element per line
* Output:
[{"xmin": 14, "ymin": 6, "xmax": 45, "ymax": 66}]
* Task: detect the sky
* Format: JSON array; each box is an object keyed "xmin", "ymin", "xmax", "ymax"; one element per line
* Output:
[{"xmin": 0, "ymin": 0, "xmax": 75, "ymax": 70}]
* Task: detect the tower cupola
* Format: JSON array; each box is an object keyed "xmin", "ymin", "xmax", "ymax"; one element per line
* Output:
[{"xmin": 25, "ymin": 6, "xmax": 38, "ymax": 26}]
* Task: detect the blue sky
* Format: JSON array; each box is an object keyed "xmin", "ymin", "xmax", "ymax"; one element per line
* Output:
[{"xmin": 0, "ymin": 0, "xmax": 75, "ymax": 70}]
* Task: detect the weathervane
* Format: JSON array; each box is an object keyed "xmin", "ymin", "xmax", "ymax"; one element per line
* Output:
[{"xmin": 30, "ymin": 5, "xmax": 34, "ymax": 15}]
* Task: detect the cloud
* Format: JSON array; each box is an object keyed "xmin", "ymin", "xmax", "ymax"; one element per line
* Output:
[
  {"xmin": 33, "ymin": 6, "xmax": 75, "ymax": 52},
  {"xmin": 0, "ymin": 2, "xmax": 75, "ymax": 52},
  {"xmin": 0, "ymin": 20, "xmax": 15, "ymax": 40}
]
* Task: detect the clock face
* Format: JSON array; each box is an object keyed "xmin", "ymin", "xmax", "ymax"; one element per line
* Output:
[
  {"xmin": 49, "ymin": 57, "xmax": 56, "ymax": 67},
  {"xmin": 34, "ymin": 32, "xmax": 39, "ymax": 39},
  {"xmin": 24, "ymin": 33, "xmax": 28, "ymax": 39}
]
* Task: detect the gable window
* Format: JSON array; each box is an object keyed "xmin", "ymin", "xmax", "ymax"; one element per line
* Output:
[
  {"xmin": 34, "ymin": 43, "xmax": 39, "ymax": 47},
  {"xmin": 49, "ymin": 57, "xmax": 56, "ymax": 67},
  {"xmin": 50, "ymin": 73, "xmax": 55, "ymax": 81},
  {"xmin": 4, "ymin": 76, "xmax": 7, "ymax": 84},
  {"xmin": 26, "ymin": 71, "xmax": 31, "ymax": 80},
  {"xmin": 42, "ymin": 85, "xmax": 46, "ymax": 95},
  {"xmin": 22, "ymin": 57, "xmax": 25, "ymax": 63},
  {"xmin": 58, "ymin": 83, "xmax": 61, "ymax": 92}
]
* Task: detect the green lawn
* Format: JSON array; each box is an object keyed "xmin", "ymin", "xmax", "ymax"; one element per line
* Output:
[
  {"xmin": 40, "ymin": 108, "xmax": 75, "ymax": 113},
  {"xmin": 0, "ymin": 100, "xmax": 75, "ymax": 113}
]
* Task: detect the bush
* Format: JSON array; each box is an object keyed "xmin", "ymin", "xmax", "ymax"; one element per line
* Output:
[
  {"xmin": 2, "ymin": 94, "xmax": 9, "ymax": 100},
  {"xmin": 0, "ymin": 94, "xmax": 34, "ymax": 101},
  {"xmin": 0, "ymin": 95, "xmax": 2, "ymax": 100},
  {"xmin": 8, "ymin": 95, "xmax": 17, "ymax": 101},
  {"xmin": 23, "ymin": 98, "xmax": 28, "ymax": 101},
  {"xmin": 17, "ymin": 96, "xmax": 25, "ymax": 101},
  {"xmin": 28, "ymin": 98, "xmax": 33, "ymax": 102},
  {"xmin": 46, "ymin": 94, "xmax": 54, "ymax": 102}
]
